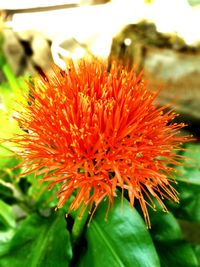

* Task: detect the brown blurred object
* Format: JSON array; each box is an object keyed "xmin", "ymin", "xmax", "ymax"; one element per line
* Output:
[
  {"xmin": 0, "ymin": 10, "xmax": 6, "ymax": 31},
  {"xmin": 83, "ymin": 0, "xmax": 110, "ymax": 3},
  {"xmin": 1, "ymin": 27, "xmax": 53, "ymax": 79},
  {"xmin": 109, "ymin": 22, "xmax": 200, "ymax": 135},
  {"xmin": 3, "ymin": 0, "xmax": 110, "ymax": 15}
]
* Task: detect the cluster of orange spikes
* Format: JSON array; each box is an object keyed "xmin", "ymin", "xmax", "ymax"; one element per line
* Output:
[{"xmin": 11, "ymin": 59, "xmax": 189, "ymax": 227}]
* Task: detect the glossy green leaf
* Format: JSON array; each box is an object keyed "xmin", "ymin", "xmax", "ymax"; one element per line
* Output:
[
  {"xmin": 170, "ymin": 143, "xmax": 200, "ymax": 222},
  {"xmin": 0, "ymin": 200, "xmax": 16, "ymax": 257},
  {"xmin": 150, "ymin": 209, "xmax": 182, "ymax": 242},
  {"xmin": 176, "ymin": 143, "xmax": 200, "ymax": 184},
  {"xmin": 149, "ymin": 205, "xmax": 199, "ymax": 267},
  {"xmin": 0, "ymin": 200, "xmax": 15, "ymax": 229},
  {"xmin": 0, "ymin": 229, "xmax": 15, "ymax": 257},
  {"xmin": 173, "ymin": 181, "xmax": 200, "ymax": 222},
  {"xmin": 156, "ymin": 242, "xmax": 199, "ymax": 267},
  {"xmin": 0, "ymin": 212, "xmax": 72, "ymax": 267},
  {"xmin": 77, "ymin": 195, "xmax": 160, "ymax": 267},
  {"xmin": 193, "ymin": 245, "xmax": 200, "ymax": 265}
]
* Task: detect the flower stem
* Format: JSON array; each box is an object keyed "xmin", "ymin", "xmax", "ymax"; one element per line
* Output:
[{"xmin": 71, "ymin": 205, "xmax": 89, "ymax": 246}]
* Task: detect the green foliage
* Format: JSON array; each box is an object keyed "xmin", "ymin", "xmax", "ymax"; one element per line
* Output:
[
  {"xmin": 0, "ymin": 200, "xmax": 16, "ymax": 257},
  {"xmin": 194, "ymin": 245, "xmax": 200, "ymax": 264},
  {"xmin": 77, "ymin": 195, "xmax": 160, "ymax": 267},
  {"xmin": 0, "ymin": 200, "xmax": 16, "ymax": 229},
  {"xmin": 157, "ymin": 242, "xmax": 199, "ymax": 267},
  {"xmin": 0, "ymin": 212, "xmax": 72, "ymax": 267},
  {"xmin": 169, "ymin": 143, "xmax": 200, "ymax": 223},
  {"xmin": 149, "ymin": 205, "xmax": 199, "ymax": 267}
]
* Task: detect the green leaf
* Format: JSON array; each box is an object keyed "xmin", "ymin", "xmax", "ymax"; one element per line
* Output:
[
  {"xmin": 0, "ymin": 200, "xmax": 16, "ymax": 257},
  {"xmin": 193, "ymin": 245, "xmax": 200, "ymax": 266},
  {"xmin": 173, "ymin": 181, "xmax": 200, "ymax": 222},
  {"xmin": 149, "ymin": 206, "xmax": 199, "ymax": 267},
  {"xmin": 150, "ymin": 209, "xmax": 182, "ymax": 242},
  {"xmin": 0, "ymin": 212, "xmax": 72, "ymax": 267},
  {"xmin": 170, "ymin": 143, "xmax": 200, "ymax": 222},
  {"xmin": 156, "ymin": 242, "xmax": 199, "ymax": 267},
  {"xmin": 0, "ymin": 200, "xmax": 16, "ymax": 229},
  {"xmin": 177, "ymin": 143, "xmax": 200, "ymax": 184},
  {"xmin": 0, "ymin": 229, "xmax": 15, "ymax": 257},
  {"xmin": 0, "ymin": 145, "xmax": 15, "ymax": 168},
  {"xmin": 77, "ymin": 195, "xmax": 160, "ymax": 267}
]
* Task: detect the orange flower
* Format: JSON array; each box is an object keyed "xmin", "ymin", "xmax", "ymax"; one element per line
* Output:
[{"xmin": 12, "ymin": 59, "xmax": 189, "ymax": 226}]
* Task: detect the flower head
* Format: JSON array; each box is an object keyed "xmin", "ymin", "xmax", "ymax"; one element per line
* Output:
[{"xmin": 11, "ymin": 59, "xmax": 189, "ymax": 226}]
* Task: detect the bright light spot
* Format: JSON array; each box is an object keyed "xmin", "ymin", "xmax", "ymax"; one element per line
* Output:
[
  {"xmin": 0, "ymin": 103, "xmax": 6, "ymax": 112},
  {"xmin": 124, "ymin": 38, "xmax": 132, "ymax": 46},
  {"xmin": 90, "ymin": 36, "xmax": 113, "ymax": 57},
  {"xmin": 72, "ymin": 47, "xmax": 85, "ymax": 59}
]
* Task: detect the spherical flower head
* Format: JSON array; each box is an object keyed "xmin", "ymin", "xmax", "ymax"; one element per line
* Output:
[{"xmin": 12, "ymin": 59, "xmax": 189, "ymax": 227}]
